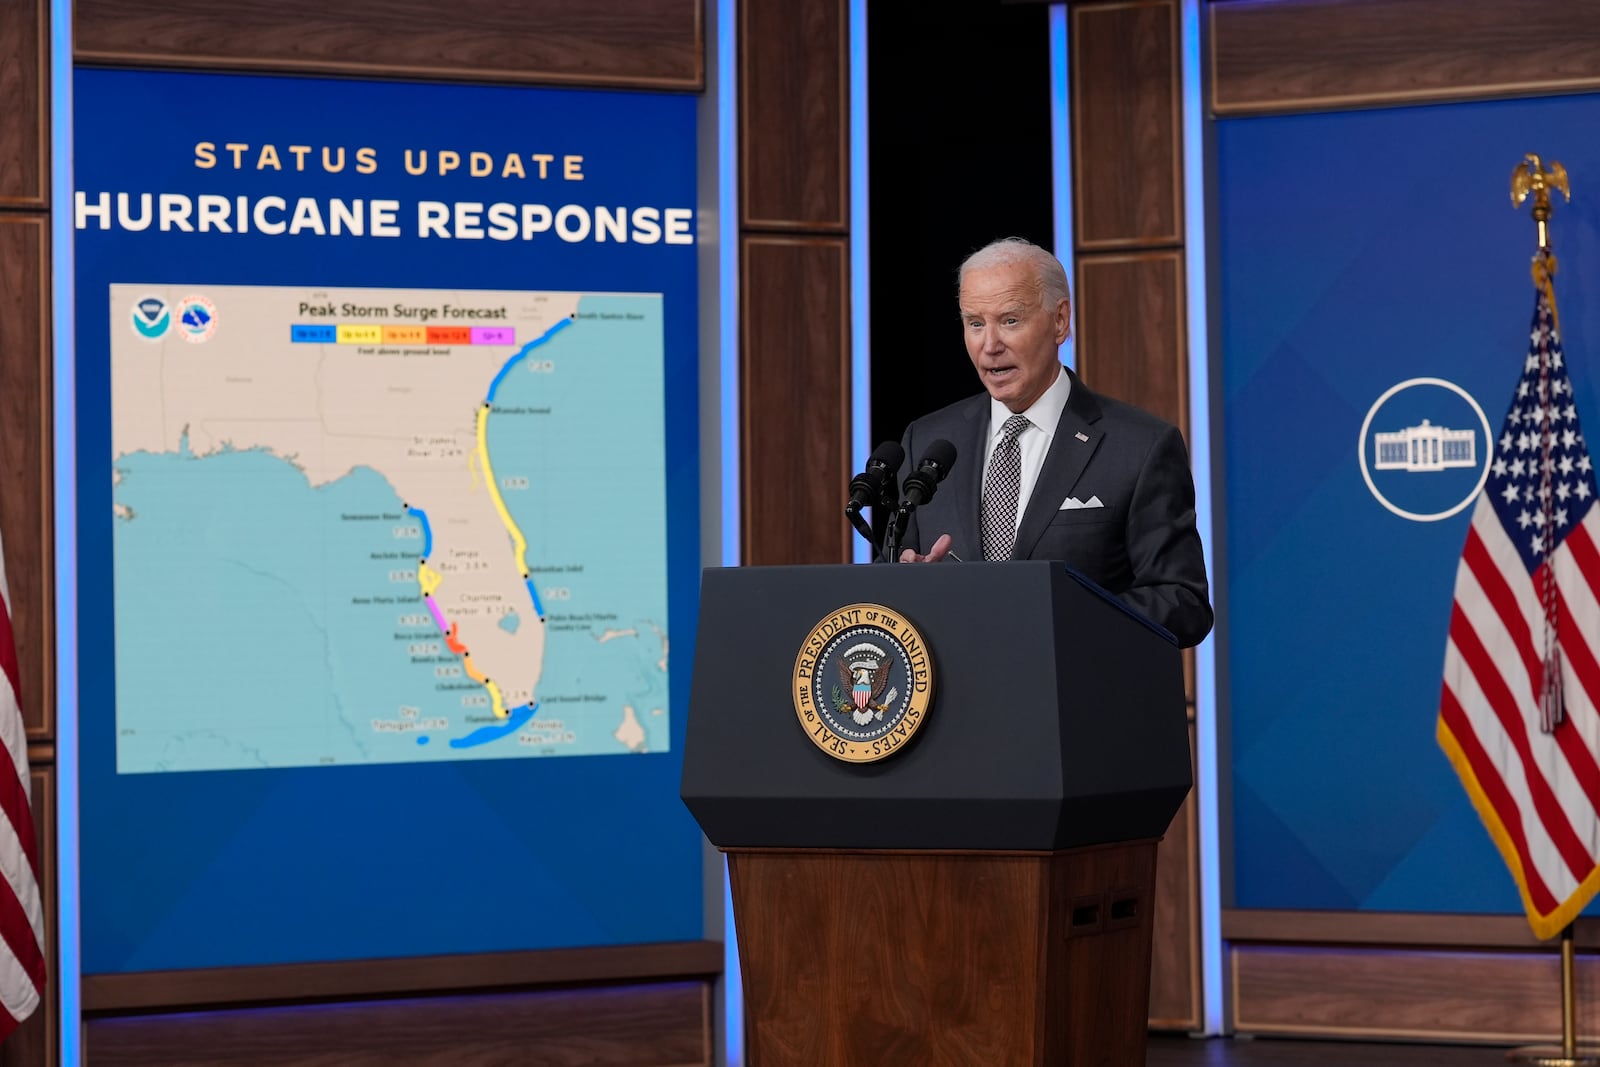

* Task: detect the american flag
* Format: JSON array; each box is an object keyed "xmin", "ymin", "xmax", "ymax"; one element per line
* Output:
[
  {"xmin": 1439, "ymin": 260, "xmax": 1600, "ymax": 940},
  {"xmin": 0, "ymin": 529, "xmax": 43, "ymax": 1037}
]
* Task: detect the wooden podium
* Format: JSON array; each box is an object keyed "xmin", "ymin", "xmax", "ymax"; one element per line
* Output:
[{"xmin": 681, "ymin": 562, "xmax": 1190, "ymax": 1067}]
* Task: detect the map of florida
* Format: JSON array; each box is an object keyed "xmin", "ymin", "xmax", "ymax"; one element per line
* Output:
[{"xmin": 113, "ymin": 288, "xmax": 584, "ymax": 731}]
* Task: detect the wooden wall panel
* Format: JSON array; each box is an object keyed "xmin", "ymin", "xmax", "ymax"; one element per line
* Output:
[
  {"xmin": 1223, "ymin": 909, "xmax": 1599, "ymax": 949},
  {"xmin": 1211, "ymin": 0, "xmax": 1600, "ymax": 116},
  {"xmin": 1, "ymin": 2, "xmax": 53, "ymax": 1064},
  {"xmin": 0, "ymin": 0, "xmax": 47, "ymax": 208},
  {"xmin": 1148, "ymin": 724, "xmax": 1199, "ymax": 1031},
  {"xmin": 740, "ymin": 238, "xmax": 850, "ymax": 566},
  {"xmin": 0, "ymin": 763, "xmax": 55, "ymax": 1067},
  {"xmin": 1232, "ymin": 943, "xmax": 1600, "ymax": 1042},
  {"xmin": 1069, "ymin": 0, "xmax": 1198, "ymax": 1025},
  {"xmin": 1071, "ymin": 1, "xmax": 1181, "ymax": 249},
  {"xmin": 0, "ymin": 214, "xmax": 53, "ymax": 741},
  {"xmin": 85, "ymin": 982, "xmax": 711, "ymax": 1067},
  {"xmin": 84, "ymin": 941, "xmax": 722, "ymax": 1013},
  {"xmin": 75, "ymin": 0, "xmax": 702, "ymax": 89},
  {"xmin": 1075, "ymin": 252, "xmax": 1188, "ymax": 434},
  {"xmin": 739, "ymin": 0, "xmax": 847, "ymax": 231}
]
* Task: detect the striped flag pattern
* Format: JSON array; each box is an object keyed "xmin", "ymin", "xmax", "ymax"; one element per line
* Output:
[
  {"xmin": 1439, "ymin": 264, "xmax": 1600, "ymax": 940},
  {"xmin": 0, "ymin": 529, "xmax": 44, "ymax": 1036}
]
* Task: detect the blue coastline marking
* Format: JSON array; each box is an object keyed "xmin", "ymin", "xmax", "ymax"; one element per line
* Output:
[
  {"xmin": 406, "ymin": 506, "xmax": 433, "ymax": 557},
  {"xmin": 449, "ymin": 702, "xmax": 537, "ymax": 749},
  {"xmin": 486, "ymin": 318, "xmax": 573, "ymax": 404},
  {"xmin": 524, "ymin": 578, "xmax": 546, "ymax": 621}
]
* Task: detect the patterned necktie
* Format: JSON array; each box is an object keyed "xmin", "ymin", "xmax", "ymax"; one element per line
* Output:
[{"xmin": 980, "ymin": 414, "xmax": 1032, "ymax": 561}]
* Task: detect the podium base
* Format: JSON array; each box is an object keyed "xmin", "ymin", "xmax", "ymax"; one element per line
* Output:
[{"xmin": 727, "ymin": 841, "xmax": 1159, "ymax": 1067}]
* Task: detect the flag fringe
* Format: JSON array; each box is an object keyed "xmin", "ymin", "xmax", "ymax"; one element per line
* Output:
[{"xmin": 1438, "ymin": 716, "xmax": 1600, "ymax": 940}]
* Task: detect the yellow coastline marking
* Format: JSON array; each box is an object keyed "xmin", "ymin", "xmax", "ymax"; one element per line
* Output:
[
  {"xmin": 417, "ymin": 561, "xmax": 442, "ymax": 598},
  {"xmin": 477, "ymin": 403, "xmax": 530, "ymax": 579},
  {"xmin": 460, "ymin": 655, "xmax": 509, "ymax": 718}
]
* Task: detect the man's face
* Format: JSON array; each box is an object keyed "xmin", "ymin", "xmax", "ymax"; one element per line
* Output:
[{"xmin": 958, "ymin": 260, "xmax": 1070, "ymax": 413}]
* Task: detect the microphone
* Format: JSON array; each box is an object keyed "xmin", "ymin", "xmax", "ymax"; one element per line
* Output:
[
  {"xmin": 846, "ymin": 441, "xmax": 906, "ymax": 514},
  {"xmin": 884, "ymin": 440, "xmax": 957, "ymax": 562},
  {"xmin": 901, "ymin": 439, "xmax": 957, "ymax": 508},
  {"xmin": 845, "ymin": 441, "xmax": 905, "ymax": 551}
]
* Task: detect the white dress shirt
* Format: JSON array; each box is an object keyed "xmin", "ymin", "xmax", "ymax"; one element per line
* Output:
[{"xmin": 980, "ymin": 365, "xmax": 1072, "ymax": 533}]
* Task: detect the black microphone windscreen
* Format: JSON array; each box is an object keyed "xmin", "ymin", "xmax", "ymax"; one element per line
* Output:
[
  {"xmin": 869, "ymin": 440, "xmax": 905, "ymax": 471},
  {"xmin": 920, "ymin": 439, "xmax": 957, "ymax": 477}
]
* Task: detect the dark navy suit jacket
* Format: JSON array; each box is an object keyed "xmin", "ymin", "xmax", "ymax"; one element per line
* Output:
[{"xmin": 892, "ymin": 367, "xmax": 1213, "ymax": 649}]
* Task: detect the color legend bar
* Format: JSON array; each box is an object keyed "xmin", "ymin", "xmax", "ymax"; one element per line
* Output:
[
  {"xmin": 337, "ymin": 324, "xmax": 383, "ymax": 344},
  {"xmin": 289, "ymin": 325, "xmax": 518, "ymax": 346}
]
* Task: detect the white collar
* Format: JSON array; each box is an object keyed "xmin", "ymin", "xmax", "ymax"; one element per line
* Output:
[{"xmin": 988, "ymin": 364, "xmax": 1071, "ymax": 439}]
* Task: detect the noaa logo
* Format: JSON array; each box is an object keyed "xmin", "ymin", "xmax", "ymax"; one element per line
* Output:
[
  {"xmin": 130, "ymin": 295, "xmax": 170, "ymax": 341},
  {"xmin": 1359, "ymin": 377, "xmax": 1492, "ymax": 522},
  {"xmin": 792, "ymin": 603, "xmax": 933, "ymax": 763},
  {"xmin": 175, "ymin": 295, "xmax": 217, "ymax": 343}
]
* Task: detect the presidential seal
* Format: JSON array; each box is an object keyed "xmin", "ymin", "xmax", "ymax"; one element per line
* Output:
[{"xmin": 792, "ymin": 603, "xmax": 933, "ymax": 763}]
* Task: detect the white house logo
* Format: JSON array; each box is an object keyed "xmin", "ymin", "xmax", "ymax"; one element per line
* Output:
[
  {"xmin": 130, "ymin": 295, "xmax": 170, "ymax": 341},
  {"xmin": 1359, "ymin": 377, "xmax": 1492, "ymax": 522},
  {"xmin": 1373, "ymin": 419, "xmax": 1476, "ymax": 472},
  {"xmin": 176, "ymin": 295, "xmax": 217, "ymax": 343}
]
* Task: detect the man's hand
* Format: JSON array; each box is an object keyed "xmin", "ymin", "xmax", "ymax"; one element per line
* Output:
[{"xmin": 899, "ymin": 533, "xmax": 953, "ymax": 563}]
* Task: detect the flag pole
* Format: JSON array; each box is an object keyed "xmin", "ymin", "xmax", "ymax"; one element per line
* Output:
[
  {"xmin": 1506, "ymin": 923, "xmax": 1597, "ymax": 1067},
  {"xmin": 1504, "ymin": 153, "xmax": 1595, "ymax": 1067}
]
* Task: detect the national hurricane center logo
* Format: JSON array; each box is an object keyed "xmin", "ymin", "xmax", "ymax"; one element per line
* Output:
[
  {"xmin": 130, "ymin": 295, "xmax": 170, "ymax": 341},
  {"xmin": 1359, "ymin": 377, "xmax": 1492, "ymax": 521},
  {"xmin": 792, "ymin": 603, "xmax": 933, "ymax": 763},
  {"xmin": 175, "ymin": 295, "xmax": 217, "ymax": 343}
]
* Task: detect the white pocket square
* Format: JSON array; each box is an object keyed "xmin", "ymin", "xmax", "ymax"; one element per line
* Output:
[{"xmin": 1059, "ymin": 495, "xmax": 1104, "ymax": 510}]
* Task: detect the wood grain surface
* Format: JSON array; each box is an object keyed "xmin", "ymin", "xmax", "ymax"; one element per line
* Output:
[
  {"xmin": 727, "ymin": 844, "xmax": 1158, "ymax": 1067},
  {"xmin": 85, "ymin": 981, "xmax": 711, "ymax": 1066},
  {"xmin": 0, "ymin": 214, "xmax": 53, "ymax": 741},
  {"xmin": 84, "ymin": 940, "xmax": 722, "ymax": 1012},
  {"xmin": 1233, "ymin": 942, "xmax": 1600, "ymax": 1042},
  {"xmin": 739, "ymin": 0, "xmax": 847, "ymax": 231},
  {"xmin": 1075, "ymin": 251, "xmax": 1188, "ymax": 435},
  {"xmin": 1212, "ymin": 0, "xmax": 1600, "ymax": 115},
  {"xmin": 0, "ymin": 0, "xmax": 47, "ymax": 208},
  {"xmin": 1072, "ymin": 1, "xmax": 1182, "ymax": 249},
  {"xmin": 740, "ymin": 237, "xmax": 851, "ymax": 566},
  {"xmin": 76, "ymin": 0, "xmax": 702, "ymax": 89},
  {"xmin": 1148, "ymin": 724, "xmax": 1200, "ymax": 1030}
]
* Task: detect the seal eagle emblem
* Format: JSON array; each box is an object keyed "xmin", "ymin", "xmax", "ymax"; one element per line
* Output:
[
  {"xmin": 792, "ymin": 602, "xmax": 934, "ymax": 763},
  {"xmin": 835, "ymin": 643, "xmax": 899, "ymax": 724}
]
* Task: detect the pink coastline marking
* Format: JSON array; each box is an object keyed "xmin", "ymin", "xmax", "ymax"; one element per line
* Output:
[{"xmin": 425, "ymin": 596, "xmax": 450, "ymax": 634}]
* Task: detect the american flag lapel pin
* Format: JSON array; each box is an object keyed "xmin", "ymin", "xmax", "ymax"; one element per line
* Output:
[{"xmin": 1074, "ymin": 431, "xmax": 1089, "ymax": 442}]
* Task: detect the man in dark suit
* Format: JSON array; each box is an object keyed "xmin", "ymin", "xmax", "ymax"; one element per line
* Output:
[{"xmin": 893, "ymin": 237, "xmax": 1213, "ymax": 649}]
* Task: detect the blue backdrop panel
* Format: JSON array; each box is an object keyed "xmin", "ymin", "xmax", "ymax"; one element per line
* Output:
[
  {"xmin": 1219, "ymin": 93, "xmax": 1600, "ymax": 912},
  {"xmin": 74, "ymin": 69, "xmax": 704, "ymax": 972}
]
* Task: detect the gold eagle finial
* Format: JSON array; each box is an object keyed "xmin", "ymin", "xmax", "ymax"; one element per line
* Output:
[{"xmin": 1511, "ymin": 154, "xmax": 1570, "ymax": 251}]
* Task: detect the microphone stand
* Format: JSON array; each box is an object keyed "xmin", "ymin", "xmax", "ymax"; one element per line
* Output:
[
  {"xmin": 884, "ymin": 500, "xmax": 913, "ymax": 563},
  {"xmin": 845, "ymin": 502, "xmax": 874, "ymax": 548}
]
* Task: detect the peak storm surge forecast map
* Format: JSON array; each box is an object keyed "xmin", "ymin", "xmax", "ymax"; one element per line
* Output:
[{"xmin": 111, "ymin": 284, "xmax": 670, "ymax": 773}]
